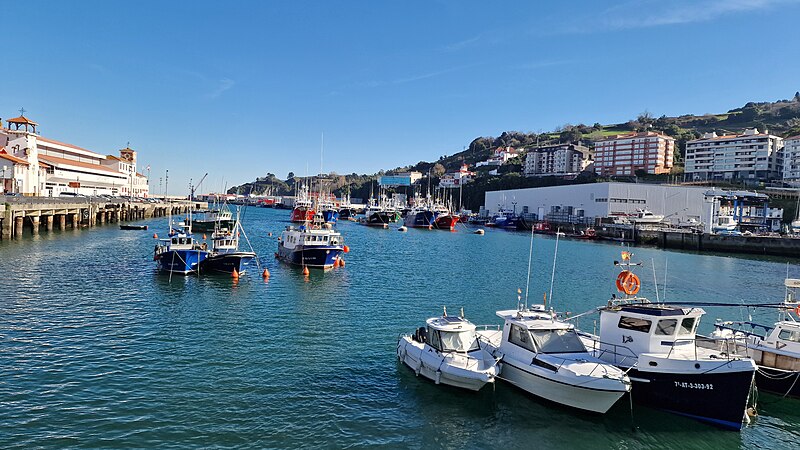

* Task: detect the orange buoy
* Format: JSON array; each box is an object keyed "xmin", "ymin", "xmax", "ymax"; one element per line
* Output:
[
  {"xmin": 232, "ymin": 268, "xmax": 239, "ymax": 279},
  {"xmin": 302, "ymin": 266, "xmax": 310, "ymax": 276},
  {"xmin": 343, "ymin": 245, "xmax": 350, "ymax": 253},
  {"xmin": 153, "ymin": 233, "xmax": 158, "ymax": 239},
  {"xmin": 339, "ymin": 258, "xmax": 346, "ymax": 267},
  {"xmin": 333, "ymin": 258, "xmax": 340, "ymax": 268},
  {"xmin": 203, "ymin": 234, "xmax": 207, "ymax": 240},
  {"xmin": 268, "ymin": 232, "xmax": 272, "ymax": 237},
  {"xmin": 262, "ymin": 268, "xmax": 270, "ymax": 278}
]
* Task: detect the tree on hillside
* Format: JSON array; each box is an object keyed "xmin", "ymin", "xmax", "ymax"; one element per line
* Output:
[
  {"xmin": 794, "ymin": 91, "xmax": 800, "ymax": 102},
  {"xmin": 287, "ymin": 171, "xmax": 295, "ymax": 180},
  {"xmin": 559, "ymin": 126, "xmax": 582, "ymax": 143},
  {"xmin": 432, "ymin": 163, "xmax": 446, "ymax": 177}
]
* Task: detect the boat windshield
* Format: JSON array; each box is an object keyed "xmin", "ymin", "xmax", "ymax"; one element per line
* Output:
[
  {"xmin": 530, "ymin": 329, "xmax": 586, "ymax": 354},
  {"xmin": 436, "ymin": 330, "xmax": 480, "ymax": 352}
]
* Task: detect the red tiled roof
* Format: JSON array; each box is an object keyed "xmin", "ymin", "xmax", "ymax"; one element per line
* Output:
[
  {"xmin": 6, "ymin": 115, "xmax": 38, "ymax": 125},
  {"xmin": 785, "ymin": 135, "xmax": 800, "ymax": 141},
  {"xmin": 38, "ymin": 154, "xmax": 121, "ymax": 174},
  {"xmin": 0, "ymin": 148, "xmax": 29, "ymax": 165}
]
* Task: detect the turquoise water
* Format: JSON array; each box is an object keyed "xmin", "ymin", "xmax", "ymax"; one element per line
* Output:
[{"xmin": 1, "ymin": 207, "xmax": 799, "ymax": 449}]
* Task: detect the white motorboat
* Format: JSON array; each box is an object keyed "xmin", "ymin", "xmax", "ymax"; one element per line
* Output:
[
  {"xmin": 712, "ymin": 215, "xmax": 738, "ymax": 233},
  {"xmin": 397, "ymin": 311, "xmax": 499, "ymax": 391},
  {"xmin": 630, "ymin": 208, "xmax": 664, "ymax": 224},
  {"xmin": 713, "ymin": 278, "xmax": 800, "ymax": 398},
  {"xmin": 477, "ymin": 306, "xmax": 631, "ymax": 413}
]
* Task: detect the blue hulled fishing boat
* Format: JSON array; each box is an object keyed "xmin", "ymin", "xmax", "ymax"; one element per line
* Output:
[
  {"xmin": 277, "ymin": 212, "xmax": 345, "ymax": 269},
  {"xmin": 153, "ymin": 220, "xmax": 209, "ymax": 274}
]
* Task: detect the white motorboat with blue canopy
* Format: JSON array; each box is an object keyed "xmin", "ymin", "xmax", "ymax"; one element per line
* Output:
[
  {"xmin": 397, "ymin": 310, "xmax": 499, "ymax": 391},
  {"xmin": 477, "ymin": 306, "xmax": 631, "ymax": 413}
]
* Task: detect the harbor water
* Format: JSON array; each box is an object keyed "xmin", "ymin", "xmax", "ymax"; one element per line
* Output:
[{"xmin": 1, "ymin": 207, "xmax": 799, "ymax": 449}]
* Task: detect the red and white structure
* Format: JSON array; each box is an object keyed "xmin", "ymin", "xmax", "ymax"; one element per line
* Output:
[
  {"xmin": 593, "ymin": 131, "xmax": 674, "ymax": 177},
  {"xmin": 685, "ymin": 128, "xmax": 783, "ymax": 182},
  {"xmin": 439, "ymin": 164, "xmax": 475, "ymax": 188}
]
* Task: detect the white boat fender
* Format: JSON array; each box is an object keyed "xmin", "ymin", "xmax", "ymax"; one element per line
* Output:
[
  {"xmin": 435, "ymin": 371, "xmax": 441, "ymax": 385},
  {"xmin": 474, "ymin": 229, "xmax": 485, "ymax": 235},
  {"xmin": 398, "ymin": 226, "xmax": 408, "ymax": 232}
]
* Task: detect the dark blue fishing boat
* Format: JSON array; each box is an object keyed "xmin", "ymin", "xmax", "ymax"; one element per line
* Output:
[
  {"xmin": 153, "ymin": 220, "xmax": 209, "ymax": 274},
  {"xmin": 277, "ymin": 212, "xmax": 345, "ymax": 269}
]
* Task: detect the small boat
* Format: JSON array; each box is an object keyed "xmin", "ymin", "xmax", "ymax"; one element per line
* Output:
[
  {"xmin": 431, "ymin": 204, "xmax": 459, "ymax": 231},
  {"xmin": 712, "ymin": 278, "xmax": 800, "ymax": 398},
  {"xmin": 486, "ymin": 208, "xmax": 520, "ymax": 229},
  {"xmin": 397, "ymin": 309, "xmax": 499, "ymax": 391},
  {"xmin": 277, "ymin": 212, "xmax": 344, "ymax": 269},
  {"xmin": 630, "ymin": 208, "xmax": 664, "ymax": 224},
  {"xmin": 153, "ymin": 220, "xmax": 209, "ymax": 274},
  {"xmin": 478, "ymin": 306, "xmax": 630, "ymax": 413},
  {"xmin": 120, "ymin": 224, "xmax": 148, "ymax": 230},
  {"xmin": 577, "ymin": 253, "xmax": 757, "ymax": 430},
  {"xmin": 199, "ymin": 210, "xmax": 257, "ymax": 275},
  {"xmin": 362, "ymin": 199, "xmax": 396, "ymax": 227}
]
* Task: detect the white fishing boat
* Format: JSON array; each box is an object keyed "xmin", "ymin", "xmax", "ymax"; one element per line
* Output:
[
  {"xmin": 397, "ymin": 310, "xmax": 499, "ymax": 391},
  {"xmin": 477, "ymin": 306, "xmax": 631, "ymax": 413},
  {"xmin": 713, "ymin": 278, "xmax": 800, "ymax": 398}
]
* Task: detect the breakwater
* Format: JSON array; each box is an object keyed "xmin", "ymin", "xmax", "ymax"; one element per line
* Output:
[{"xmin": 0, "ymin": 198, "xmax": 206, "ymax": 240}]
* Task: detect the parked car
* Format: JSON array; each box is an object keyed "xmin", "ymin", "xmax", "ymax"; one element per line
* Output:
[{"xmin": 58, "ymin": 192, "xmax": 86, "ymax": 198}]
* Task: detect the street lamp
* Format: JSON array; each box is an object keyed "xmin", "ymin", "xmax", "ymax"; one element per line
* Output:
[{"xmin": 1, "ymin": 165, "xmax": 9, "ymax": 194}]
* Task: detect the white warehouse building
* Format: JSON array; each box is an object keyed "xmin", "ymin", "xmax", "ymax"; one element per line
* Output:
[{"xmin": 484, "ymin": 182, "xmax": 781, "ymax": 233}]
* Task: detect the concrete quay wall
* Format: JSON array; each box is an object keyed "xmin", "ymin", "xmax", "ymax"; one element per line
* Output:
[
  {"xmin": 636, "ymin": 228, "xmax": 800, "ymax": 257},
  {"xmin": 0, "ymin": 198, "xmax": 207, "ymax": 240}
]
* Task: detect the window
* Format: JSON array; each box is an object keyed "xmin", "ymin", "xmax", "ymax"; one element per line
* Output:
[
  {"xmin": 778, "ymin": 329, "xmax": 800, "ymax": 343},
  {"xmin": 530, "ymin": 329, "xmax": 586, "ymax": 353},
  {"xmin": 679, "ymin": 318, "xmax": 696, "ymax": 336},
  {"xmin": 655, "ymin": 319, "xmax": 677, "ymax": 336},
  {"xmin": 427, "ymin": 327, "xmax": 442, "ymax": 350},
  {"xmin": 438, "ymin": 330, "xmax": 480, "ymax": 352},
  {"xmin": 618, "ymin": 316, "xmax": 652, "ymax": 333},
  {"xmin": 509, "ymin": 324, "xmax": 536, "ymax": 351}
]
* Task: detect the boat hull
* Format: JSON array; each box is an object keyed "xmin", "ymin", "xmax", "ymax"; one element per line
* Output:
[
  {"xmin": 277, "ymin": 244, "xmax": 342, "ymax": 269},
  {"xmin": 321, "ymin": 210, "xmax": 339, "ymax": 224},
  {"xmin": 404, "ymin": 211, "xmax": 435, "ymax": 228},
  {"xmin": 397, "ymin": 337, "xmax": 496, "ymax": 391},
  {"xmin": 497, "ymin": 359, "xmax": 626, "ymax": 413},
  {"xmin": 156, "ymin": 249, "xmax": 208, "ymax": 274},
  {"xmin": 365, "ymin": 212, "xmax": 396, "ymax": 226},
  {"xmin": 433, "ymin": 215, "xmax": 458, "ymax": 231},
  {"xmin": 627, "ymin": 367, "xmax": 755, "ymax": 430},
  {"xmin": 200, "ymin": 252, "xmax": 256, "ymax": 274},
  {"xmin": 290, "ymin": 208, "xmax": 315, "ymax": 223}
]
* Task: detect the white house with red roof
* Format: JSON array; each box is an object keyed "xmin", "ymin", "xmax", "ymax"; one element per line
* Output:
[
  {"xmin": 1, "ymin": 113, "xmax": 149, "ymax": 196},
  {"xmin": 476, "ymin": 146, "xmax": 518, "ymax": 167},
  {"xmin": 439, "ymin": 164, "xmax": 475, "ymax": 188}
]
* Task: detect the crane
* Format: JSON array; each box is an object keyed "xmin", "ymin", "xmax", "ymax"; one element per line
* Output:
[{"xmin": 189, "ymin": 172, "xmax": 208, "ymax": 202}]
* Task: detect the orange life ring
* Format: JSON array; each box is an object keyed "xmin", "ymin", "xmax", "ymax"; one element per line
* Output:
[
  {"xmin": 795, "ymin": 305, "xmax": 800, "ymax": 318},
  {"xmin": 616, "ymin": 270, "xmax": 641, "ymax": 295}
]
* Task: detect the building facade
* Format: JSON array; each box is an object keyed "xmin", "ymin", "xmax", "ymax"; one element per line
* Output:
[
  {"xmin": 476, "ymin": 146, "xmax": 518, "ymax": 167},
  {"xmin": 684, "ymin": 128, "xmax": 783, "ymax": 182},
  {"xmin": 439, "ymin": 164, "xmax": 475, "ymax": 188},
  {"xmin": 524, "ymin": 143, "xmax": 592, "ymax": 177},
  {"xmin": 593, "ymin": 132, "xmax": 674, "ymax": 176},
  {"xmin": 1, "ymin": 114, "xmax": 149, "ymax": 197},
  {"xmin": 782, "ymin": 135, "xmax": 800, "ymax": 183}
]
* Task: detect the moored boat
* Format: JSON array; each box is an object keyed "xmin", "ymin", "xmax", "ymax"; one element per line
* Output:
[
  {"xmin": 403, "ymin": 205, "xmax": 435, "ymax": 228},
  {"xmin": 120, "ymin": 224, "xmax": 148, "ymax": 230},
  {"xmin": 712, "ymin": 278, "xmax": 800, "ymax": 398},
  {"xmin": 290, "ymin": 183, "xmax": 315, "ymax": 223},
  {"xmin": 397, "ymin": 309, "xmax": 499, "ymax": 391},
  {"xmin": 576, "ymin": 253, "xmax": 757, "ymax": 430},
  {"xmin": 478, "ymin": 306, "xmax": 630, "ymax": 413},
  {"xmin": 192, "ymin": 208, "xmax": 235, "ymax": 232},
  {"xmin": 199, "ymin": 211, "xmax": 257, "ymax": 275},
  {"xmin": 277, "ymin": 212, "xmax": 345, "ymax": 269},
  {"xmin": 153, "ymin": 220, "xmax": 209, "ymax": 274}
]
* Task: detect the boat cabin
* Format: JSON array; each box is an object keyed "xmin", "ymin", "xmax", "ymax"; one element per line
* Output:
[
  {"xmin": 761, "ymin": 321, "xmax": 800, "ymax": 364},
  {"xmin": 496, "ymin": 307, "xmax": 587, "ymax": 355},
  {"xmin": 598, "ymin": 303, "xmax": 703, "ymax": 359},
  {"xmin": 418, "ymin": 316, "xmax": 480, "ymax": 353}
]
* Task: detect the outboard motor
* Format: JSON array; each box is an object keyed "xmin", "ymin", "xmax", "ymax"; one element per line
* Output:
[{"xmin": 414, "ymin": 327, "xmax": 428, "ymax": 343}]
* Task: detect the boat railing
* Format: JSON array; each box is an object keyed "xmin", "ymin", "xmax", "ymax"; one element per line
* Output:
[
  {"xmin": 714, "ymin": 320, "xmax": 772, "ymax": 339},
  {"xmin": 667, "ymin": 336, "xmax": 751, "ymax": 361},
  {"xmin": 576, "ymin": 331, "xmax": 639, "ymax": 367}
]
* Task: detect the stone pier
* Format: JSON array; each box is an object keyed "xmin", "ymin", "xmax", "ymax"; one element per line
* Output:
[
  {"xmin": 59, "ymin": 214, "xmax": 67, "ymax": 230},
  {"xmin": 46, "ymin": 215, "xmax": 54, "ymax": 231},
  {"xmin": 15, "ymin": 216, "xmax": 24, "ymax": 237},
  {"xmin": 31, "ymin": 216, "xmax": 40, "ymax": 235}
]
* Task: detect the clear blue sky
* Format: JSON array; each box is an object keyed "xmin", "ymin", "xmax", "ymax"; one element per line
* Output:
[{"xmin": 2, "ymin": 0, "xmax": 799, "ymax": 195}]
